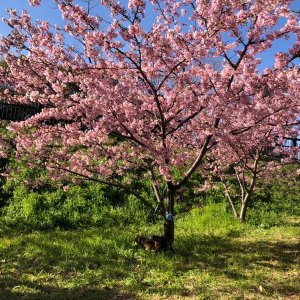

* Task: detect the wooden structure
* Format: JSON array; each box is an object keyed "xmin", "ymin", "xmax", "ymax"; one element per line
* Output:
[{"xmin": 0, "ymin": 101, "xmax": 41, "ymax": 121}]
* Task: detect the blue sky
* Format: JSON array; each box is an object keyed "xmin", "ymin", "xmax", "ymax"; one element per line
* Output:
[
  {"xmin": 0, "ymin": 0, "xmax": 63, "ymax": 37},
  {"xmin": 0, "ymin": 0, "xmax": 299, "ymax": 71}
]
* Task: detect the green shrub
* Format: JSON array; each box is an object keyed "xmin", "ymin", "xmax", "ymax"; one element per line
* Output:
[
  {"xmin": 246, "ymin": 169, "xmax": 300, "ymax": 227},
  {"xmin": 1, "ymin": 182, "xmax": 151, "ymax": 230}
]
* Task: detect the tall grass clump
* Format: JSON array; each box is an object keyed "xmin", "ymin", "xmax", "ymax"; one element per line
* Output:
[{"xmin": 1, "ymin": 182, "xmax": 151, "ymax": 230}]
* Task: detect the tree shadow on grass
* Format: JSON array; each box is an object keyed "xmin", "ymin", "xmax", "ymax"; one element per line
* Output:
[
  {"xmin": 0, "ymin": 276, "xmax": 136, "ymax": 300},
  {"xmin": 171, "ymin": 234, "xmax": 299, "ymax": 297},
  {"xmin": 175, "ymin": 234, "xmax": 299, "ymax": 270},
  {"xmin": 0, "ymin": 229, "xmax": 133, "ymax": 273},
  {"xmin": 0, "ymin": 230, "xmax": 298, "ymax": 299},
  {"xmin": 0, "ymin": 230, "xmax": 138, "ymax": 299}
]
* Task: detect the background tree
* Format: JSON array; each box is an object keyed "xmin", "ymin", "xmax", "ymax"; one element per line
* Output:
[
  {"xmin": 211, "ymin": 128, "xmax": 299, "ymax": 222},
  {"xmin": 0, "ymin": 0, "xmax": 299, "ymax": 246}
]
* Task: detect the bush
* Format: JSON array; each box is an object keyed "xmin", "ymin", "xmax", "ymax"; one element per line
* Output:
[
  {"xmin": 1, "ymin": 182, "xmax": 151, "ymax": 230},
  {"xmin": 246, "ymin": 169, "xmax": 300, "ymax": 227}
]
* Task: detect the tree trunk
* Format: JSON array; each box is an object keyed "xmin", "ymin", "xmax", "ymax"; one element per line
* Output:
[
  {"xmin": 239, "ymin": 203, "xmax": 247, "ymax": 222},
  {"xmin": 164, "ymin": 218, "xmax": 175, "ymax": 246},
  {"xmin": 238, "ymin": 155, "xmax": 258, "ymax": 223},
  {"xmin": 163, "ymin": 184, "xmax": 175, "ymax": 247},
  {"xmin": 239, "ymin": 194, "xmax": 250, "ymax": 222},
  {"xmin": 221, "ymin": 182, "xmax": 238, "ymax": 220}
]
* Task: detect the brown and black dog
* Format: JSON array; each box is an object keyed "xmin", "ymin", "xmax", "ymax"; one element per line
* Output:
[{"xmin": 135, "ymin": 235, "xmax": 169, "ymax": 252}]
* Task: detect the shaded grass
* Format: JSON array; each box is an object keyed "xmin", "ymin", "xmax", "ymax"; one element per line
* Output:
[{"xmin": 0, "ymin": 204, "xmax": 299, "ymax": 299}]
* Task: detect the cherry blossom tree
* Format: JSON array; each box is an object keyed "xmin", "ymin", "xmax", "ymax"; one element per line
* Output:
[
  {"xmin": 0, "ymin": 0, "xmax": 299, "ymax": 246},
  {"xmin": 211, "ymin": 128, "xmax": 299, "ymax": 222}
]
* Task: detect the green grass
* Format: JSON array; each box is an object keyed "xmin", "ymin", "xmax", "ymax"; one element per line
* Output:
[{"xmin": 0, "ymin": 204, "xmax": 299, "ymax": 299}]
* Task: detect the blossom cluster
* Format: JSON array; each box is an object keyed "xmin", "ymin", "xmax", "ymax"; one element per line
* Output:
[{"xmin": 0, "ymin": 0, "xmax": 298, "ymax": 191}]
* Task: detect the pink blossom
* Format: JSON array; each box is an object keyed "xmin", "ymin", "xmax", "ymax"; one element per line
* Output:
[{"xmin": 28, "ymin": 0, "xmax": 41, "ymax": 6}]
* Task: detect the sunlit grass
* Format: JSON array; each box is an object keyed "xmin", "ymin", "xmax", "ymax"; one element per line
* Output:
[{"xmin": 0, "ymin": 204, "xmax": 299, "ymax": 299}]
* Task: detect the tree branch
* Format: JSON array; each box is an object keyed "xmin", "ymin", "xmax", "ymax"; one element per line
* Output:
[{"xmin": 53, "ymin": 165, "xmax": 155, "ymax": 211}]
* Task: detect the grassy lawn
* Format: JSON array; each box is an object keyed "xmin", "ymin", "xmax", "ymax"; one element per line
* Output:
[{"xmin": 0, "ymin": 205, "xmax": 299, "ymax": 299}]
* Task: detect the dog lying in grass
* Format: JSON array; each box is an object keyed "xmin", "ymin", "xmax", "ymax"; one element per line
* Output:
[{"xmin": 135, "ymin": 235, "xmax": 172, "ymax": 252}]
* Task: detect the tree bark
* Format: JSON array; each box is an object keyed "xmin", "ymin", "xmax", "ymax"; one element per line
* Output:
[
  {"xmin": 164, "ymin": 218, "xmax": 175, "ymax": 246},
  {"xmin": 163, "ymin": 184, "xmax": 175, "ymax": 246},
  {"xmin": 239, "ymin": 194, "xmax": 250, "ymax": 222},
  {"xmin": 239, "ymin": 203, "xmax": 247, "ymax": 222},
  {"xmin": 221, "ymin": 181, "xmax": 238, "ymax": 219}
]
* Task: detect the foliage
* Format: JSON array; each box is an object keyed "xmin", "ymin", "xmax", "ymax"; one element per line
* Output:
[
  {"xmin": 1, "ymin": 181, "xmax": 151, "ymax": 230},
  {"xmin": 1, "ymin": 166, "xmax": 298, "ymax": 230},
  {"xmin": 247, "ymin": 168, "xmax": 300, "ymax": 228}
]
